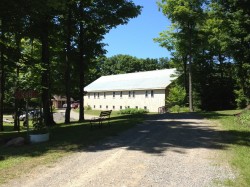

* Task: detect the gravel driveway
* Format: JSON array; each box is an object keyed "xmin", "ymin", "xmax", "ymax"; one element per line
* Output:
[{"xmin": 2, "ymin": 113, "xmax": 235, "ymax": 187}]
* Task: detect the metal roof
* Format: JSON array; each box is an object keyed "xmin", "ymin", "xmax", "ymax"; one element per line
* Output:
[{"xmin": 84, "ymin": 68, "xmax": 178, "ymax": 92}]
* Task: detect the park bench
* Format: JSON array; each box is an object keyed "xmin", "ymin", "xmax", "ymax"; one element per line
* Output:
[
  {"xmin": 3, "ymin": 119, "xmax": 14, "ymax": 124},
  {"xmin": 90, "ymin": 110, "xmax": 112, "ymax": 128}
]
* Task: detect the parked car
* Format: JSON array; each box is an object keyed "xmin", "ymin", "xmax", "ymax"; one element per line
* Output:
[
  {"xmin": 13, "ymin": 109, "xmax": 42, "ymax": 121},
  {"xmin": 71, "ymin": 103, "xmax": 79, "ymax": 109},
  {"xmin": 63, "ymin": 102, "xmax": 79, "ymax": 109}
]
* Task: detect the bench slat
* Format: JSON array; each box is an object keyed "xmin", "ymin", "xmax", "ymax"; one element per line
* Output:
[{"xmin": 90, "ymin": 110, "xmax": 112, "ymax": 128}]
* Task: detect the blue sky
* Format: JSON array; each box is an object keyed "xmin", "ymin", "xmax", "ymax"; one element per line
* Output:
[{"xmin": 103, "ymin": 0, "xmax": 171, "ymax": 59}]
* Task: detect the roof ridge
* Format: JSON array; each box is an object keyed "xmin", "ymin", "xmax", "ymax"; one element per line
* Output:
[{"xmin": 101, "ymin": 68, "xmax": 176, "ymax": 78}]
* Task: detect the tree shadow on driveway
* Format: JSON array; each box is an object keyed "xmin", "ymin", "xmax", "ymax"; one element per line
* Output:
[
  {"xmin": 1, "ymin": 112, "xmax": 249, "ymax": 158},
  {"xmin": 82, "ymin": 112, "xmax": 250, "ymax": 155}
]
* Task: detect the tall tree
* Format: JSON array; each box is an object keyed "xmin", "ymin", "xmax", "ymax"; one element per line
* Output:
[
  {"xmin": 77, "ymin": 0, "xmax": 141, "ymax": 121},
  {"xmin": 216, "ymin": 0, "xmax": 250, "ymax": 107},
  {"xmin": 29, "ymin": 0, "xmax": 63, "ymax": 126},
  {"xmin": 157, "ymin": 0, "xmax": 205, "ymax": 111},
  {"xmin": 64, "ymin": 2, "xmax": 73, "ymax": 124},
  {"xmin": 0, "ymin": 18, "xmax": 4, "ymax": 131}
]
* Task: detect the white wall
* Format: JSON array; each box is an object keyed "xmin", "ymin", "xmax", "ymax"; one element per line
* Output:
[{"xmin": 84, "ymin": 89, "xmax": 166, "ymax": 112}]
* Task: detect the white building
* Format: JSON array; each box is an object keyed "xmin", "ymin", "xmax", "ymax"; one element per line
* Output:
[{"xmin": 84, "ymin": 69, "xmax": 178, "ymax": 112}]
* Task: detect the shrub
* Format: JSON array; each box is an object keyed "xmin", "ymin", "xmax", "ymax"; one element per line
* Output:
[
  {"xmin": 84, "ymin": 105, "xmax": 92, "ymax": 111},
  {"xmin": 118, "ymin": 108, "xmax": 148, "ymax": 115},
  {"xmin": 170, "ymin": 105, "xmax": 180, "ymax": 113},
  {"xmin": 166, "ymin": 84, "xmax": 186, "ymax": 108},
  {"xmin": 237, "ymin": 110, "xmax": 250, "ymax": 127},
  {"xmin": 234, "ymin": 89, "xmax": 249, "ymax": 109}
]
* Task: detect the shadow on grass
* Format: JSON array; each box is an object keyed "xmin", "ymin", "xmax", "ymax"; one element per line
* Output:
[
  {"xmin": 1, "ymin": 112, "xmax": 249, "ymax": 159},
  {"xmin": 198, "ymin": 111, "xmax": 238, "ymax": 120}
]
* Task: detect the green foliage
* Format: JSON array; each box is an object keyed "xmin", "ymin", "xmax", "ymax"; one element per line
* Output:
[
  {"xmin": 170, "ymin": 105, "xmax": 180, "ymax": 113},
  {"xmin": 96, "ymin": 55, "xmax": 171, "ymax": 76},
  {"xmin": 234, "ymin": 89, "xmax": 249, "ymax": 109},
  {"xmin": 118, "ymin": 108, "xmax": 148, "ymax": 115},
  {"xmin": 166, "ymin": 84, "xmax": 186, "ymax": 108},
  {"xmin": 236, "ymin": 110, "xmax": 250, "ymax": 127},
  {"xmin": 84, "ymin": 105, "xmax": 92, "ymax": 111},
  {"xmin": 156, "ymin": 0, "xmax": 250, "ymax": 111},
  {"xmin": 0, "ymin": 0, "xmax": 142, "ymax": 128}
]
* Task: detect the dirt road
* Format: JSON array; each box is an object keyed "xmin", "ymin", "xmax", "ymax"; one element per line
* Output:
[{"xmin": 2, "ymin": 113, "xmax": 235, "ymax": 187}]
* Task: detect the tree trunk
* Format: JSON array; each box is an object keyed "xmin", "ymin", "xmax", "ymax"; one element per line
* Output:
[
  {"xmin": 182, "ymin": 55, "xmax": 188, "ymax": 104},
  {"xmin": 14, "ymin": 34, "xmax": 21, "ymax": 131},
  {"xmin": 40, "ymin": 18, "xmax": 55, "ymax": 126},
  {"xmin": 0, "ymin": 18, "xmax": 4, "ymax": 131},
  {"xmin": 65, "ymin": 6, "xmax": 72, "ymax": 124},
  {"xmin": 188, "ymin": 22, "xmax": 194, "ymax": 112},
  {"xmin": 218, "ymin": 52, "xmax": 224, "ymax": 79},
  {"xmin": 79, "ymin": 2, "xmax": 84, "ymax": 121}
]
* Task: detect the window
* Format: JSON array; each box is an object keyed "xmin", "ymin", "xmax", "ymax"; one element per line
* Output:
[
  {"xmin": 145, "ymin": 91, "xmax": 148, "ymax": 98},
  {"xmin": 113, "ymin": 92, "xmax": 115, "ymax": 98},
  {"xmin": 120, "ymin": 106, "xmax": 122, "ymax": 109},
  {"xmin": 133, "ymin": 91, "xmax": 135, "ymax": 98},
  {"xmin": 135, "ymin": 106, "xmax": 138, "ymax": 109},
  {"xmin": 113, "ymin": 106, "xmax": 115, "ymax": 109},
  {"xmin": 144, "ymin": 106, "xmax": 147, "ymax": 110},
  {"xmin": 97, "ymin": 93, "xmax": 99, "ymax": 98},
  {"xmin": 94, "ymin": 93, "xmax": 96, "ymax": 99},
  {"xmin": 127, "ymin": 106, "xmax": 130, "ymax": 109},
  {"xmin": 100, "ymin": 105, "xmax": 102, "ymax": 109},
  {"xmin": 120, "ymin": 91, "xmax": 122, "ymax": 98},
  {"xmin": 94, "ymin": 105, "xmax": 95, "ymax": 109},
  {"xmin": 104, "ymin": 92, "xmax": 106, "ymax": 99},
  {"xmin": 151, "ymin": 90, "xmax": 154, "ymax": 98},
  {"xmin": 128, "ymin": 91, "xmax": 131, "ymax": 98},
  {"xmin": 106, "ymin": 105, "xmax": 108, "ymax": 109}
]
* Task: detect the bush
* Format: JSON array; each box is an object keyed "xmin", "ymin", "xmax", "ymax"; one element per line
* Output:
[
  {"xmin": 166, "ymin": 84, "xmax": 186, "ymax": 108},
  {"xmin": 237, "ymin": 110, "xmax": 250, "ymax": 127},
  {"xmin": 234, "ymin": 89, "xmax": 249, "ymax": 109},
  {"xmin": 118, "ymin": 108, "xmax": 148, "ymax": 115},
  {"xmin": 84, "ymin": 105, "xmax": 92, "ymax": 111},
  {"xmin": 170, "ymin": 105, "xmax": 180, "ymax": 113},
  {"xmin": 169, "ymin": 106, "xmax": 190, "ymax": 113}
]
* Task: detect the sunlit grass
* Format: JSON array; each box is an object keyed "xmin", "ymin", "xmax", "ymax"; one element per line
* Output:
[{"xmin": 200, "ymin": 110, "xmax": 250, "ymax": 186}]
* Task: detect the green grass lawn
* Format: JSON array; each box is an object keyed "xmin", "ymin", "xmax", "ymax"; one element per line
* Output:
[
  {"xmin": 200, "ymin": 110, "xmax": 250, "ymax": 187},
  {"xmin": 0, "ymin": 112, "xmax": 146, "ymax": 184},
  {"xmin": 84, "ymin": 109, "xmax": 121, "ymax": 117}
]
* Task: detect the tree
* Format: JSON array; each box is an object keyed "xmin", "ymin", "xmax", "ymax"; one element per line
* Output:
[
  {"xmin": 95, "ymin": 54, "xmax": 171, "ymax": 78},
  {"xmin": 157, "ymin": 0, "xmax": 206, "ymax": 112},
  {"xmin": 216, "ymin": 0, "xmax": 250, "ymax": 107},
  {"xmin": 76, "ymin": 0, "xmax": 141, "ymax": 121},
  {"xmin": 0, "ymin": 18, "xmax": 4, "ymax": 131},
  {"xmin": 64, "ymin": 2, "xmax": 74, "ymax": 124}
]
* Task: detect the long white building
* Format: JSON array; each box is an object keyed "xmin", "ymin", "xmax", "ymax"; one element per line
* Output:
[{"xmin": 84, "ymin": 69, "xmax": 178, "ymax": 112}]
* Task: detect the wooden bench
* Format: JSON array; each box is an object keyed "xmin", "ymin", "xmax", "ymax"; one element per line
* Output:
[
  {"xmin": 90, "ymin": 110, "xmax": 112, "ymax": 128},
  {"xmin": 3, "ymin": 119, "xmax": 14, "ymax": 124}
]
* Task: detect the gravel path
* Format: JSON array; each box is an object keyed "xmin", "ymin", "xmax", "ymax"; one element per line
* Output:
[{"xmin": 2, "ymin": 113, "xmax": 235, "ymax": 187}]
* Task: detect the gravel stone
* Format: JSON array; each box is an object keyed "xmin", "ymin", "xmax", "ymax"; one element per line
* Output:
[{"xmin": 1, "ymin": 113, "xmax": 236, "ymax": 187}]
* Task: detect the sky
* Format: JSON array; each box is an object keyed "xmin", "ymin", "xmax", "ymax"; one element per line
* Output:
[{"xmin": 103, "ymin": 0, "xmax": 171, "ymax": 59}]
